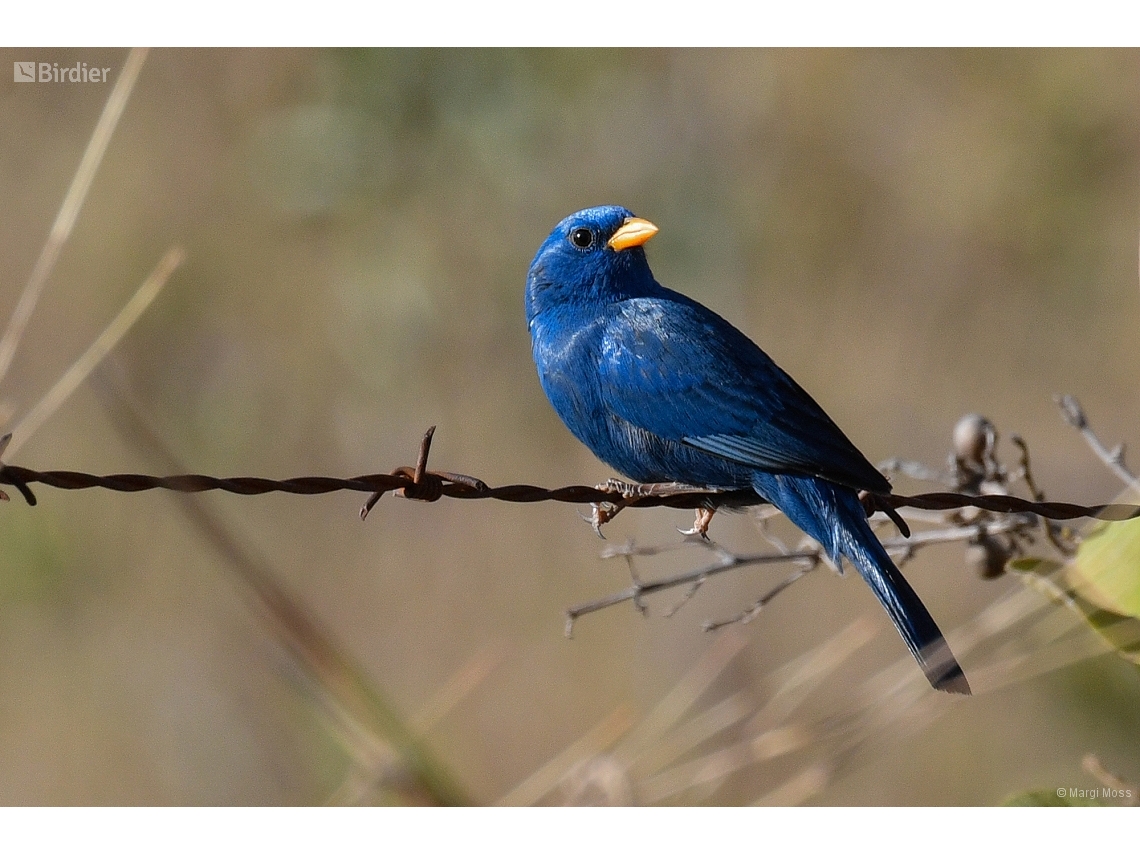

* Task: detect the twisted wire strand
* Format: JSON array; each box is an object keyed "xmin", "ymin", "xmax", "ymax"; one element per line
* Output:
[{"xmin": 0, "ymin": 463, "xmax": 1137, "ymax": 522}]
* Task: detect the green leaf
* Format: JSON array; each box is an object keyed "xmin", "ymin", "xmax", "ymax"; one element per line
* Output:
[
  {"xmin": 1071, "ymin": 517, "xmax": 1140, "ymax": 618},
  {"xmin": 1006, "ymin": 548, "xmax": 1140, "ymax": 664},
  {"xmin": 1006, "ymin": 556, "xmax": 1065, "ymax": 576}
]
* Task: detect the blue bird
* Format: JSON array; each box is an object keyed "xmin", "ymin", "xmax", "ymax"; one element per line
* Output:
[{"xmin": 526, "ymin": 205, "xmax": 969, "ymax": 694}]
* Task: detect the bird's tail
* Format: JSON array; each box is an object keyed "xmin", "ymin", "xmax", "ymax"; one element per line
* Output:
[{"xmin": 753, "ymin": 472, "xmax": 970, "ymax": 695}]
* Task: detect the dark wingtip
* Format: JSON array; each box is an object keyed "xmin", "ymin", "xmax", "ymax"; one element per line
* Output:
[
  {"xmin": 933, "ymin": 665, "xmax": 972, "ymax": 695},
  {"xmin": 920, "ymin": 637, "xmax": 971, "ymax": 695}
]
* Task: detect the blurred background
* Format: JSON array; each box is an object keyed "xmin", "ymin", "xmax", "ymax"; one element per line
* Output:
[{"xmin": 0, "ymin": 48, "xmax": 1137, "ymax": 805}]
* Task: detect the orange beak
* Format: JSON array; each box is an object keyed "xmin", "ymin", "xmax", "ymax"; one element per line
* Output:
[{"xmin": 607, "ymin": 217, "xmax": 659, "ymax": 251}]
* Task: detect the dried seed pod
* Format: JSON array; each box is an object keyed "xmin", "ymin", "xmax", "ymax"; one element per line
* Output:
[{"xmin": 953, "ymin": 413, "xmax": 996, "ymax": 465}]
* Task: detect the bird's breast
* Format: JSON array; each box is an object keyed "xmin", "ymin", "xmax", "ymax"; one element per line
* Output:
[{"xmin": 530, "ymin": 311, "xmax": 608, "ymax": 432}]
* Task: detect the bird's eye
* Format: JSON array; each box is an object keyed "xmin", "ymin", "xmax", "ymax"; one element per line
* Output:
[{"xmin": 569, "ymin": 227, "xmax": 594, "ymax": 249}]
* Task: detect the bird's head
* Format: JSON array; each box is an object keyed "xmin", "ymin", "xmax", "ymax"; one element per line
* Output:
[{"xmin": 526, "ymin": 206, "xmax": 660, "ymax": 324}]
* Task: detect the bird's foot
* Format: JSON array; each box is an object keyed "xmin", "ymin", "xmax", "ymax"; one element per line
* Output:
[
  {"xmin": 597, "ymin": 478, "xmax": 654, "ymax": 500},
  {"xmin": 588, "ymin": 480, "xmax": 723, "ymax": 539},
  {"xmin": 678, "ymin": 507, "xmax": 716, "ymax": 541},
  {"xmin": 588, "ymin": 479, "xmax": 689, "ymax": 539}
]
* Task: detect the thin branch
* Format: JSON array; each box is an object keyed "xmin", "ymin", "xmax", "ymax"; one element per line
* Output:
[
  {"xmin": 564, "ymin": 514, "xmax": 1039, "ymax": 635},
  {"xmin": 0, "ymin": 48, "xmax": 149, "ymax": 385},
  {"xmin": 564, "ymin": 548, "xmax": 821, "ymax": 636},
  {"xmin": 1011, "ymin": 433, "xmax": 1074, "ymax": 555},
  {"xmin": 882, "ymin": 515, "xmax": 1037, "ymax": 550},
  {"xmin": 701, "ymin": 564, "xmax": 818, "ymax": 632},
  {"xmin": 1056, "ymin": 394, "xmax": 1140, "ymax": 493},
  {"xmin": 878, "ymin": 457, "xmax": 951, "ymax": 485}
]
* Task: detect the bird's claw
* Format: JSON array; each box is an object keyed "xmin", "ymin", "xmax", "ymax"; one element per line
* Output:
[
  {"xmin": 677, "ymin": 507, "xmax": 716, "ymax": 541},
  {"xmin": 583, "ymin": 502, "xmax": 623, "ymax": 538}
]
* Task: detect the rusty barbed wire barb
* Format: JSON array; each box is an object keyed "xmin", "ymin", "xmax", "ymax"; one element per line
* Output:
[{"xmin": 0, "ymin": 429, "xmax": 1138, "ymax": 523}]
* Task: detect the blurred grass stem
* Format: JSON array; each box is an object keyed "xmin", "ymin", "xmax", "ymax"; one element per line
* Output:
[
  {"xmin": 7, "ymin": 246, "xmax": 183, "ymax": 457},
  {"xmin": 94, "ymin": 367, "xmax": 469, "ymax": 806},
  {"xmin": 0, "ymin": 48, "xmax": 149, "ymax": 387}
]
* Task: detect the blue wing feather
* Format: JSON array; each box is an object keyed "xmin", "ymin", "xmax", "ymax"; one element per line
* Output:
[{"xmin": 597, "ymin": 292, "xmax": 891, "ymax": 494}]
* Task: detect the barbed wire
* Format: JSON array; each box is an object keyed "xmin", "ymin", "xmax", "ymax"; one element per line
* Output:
[{"xmin": 1, "ymin": 427, "xmax": 1137, "ymax": 523}]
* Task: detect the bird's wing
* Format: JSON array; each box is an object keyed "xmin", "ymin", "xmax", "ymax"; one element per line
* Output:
[{"xmin": 598, "ymin": 295, "xmax": 891, "ymax": 493}]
